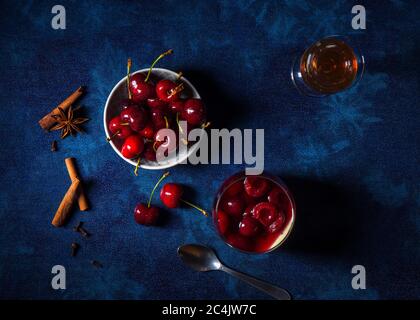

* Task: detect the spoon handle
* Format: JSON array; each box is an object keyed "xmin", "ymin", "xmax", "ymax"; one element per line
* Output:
[{"xmin": 220, "ymin": 265, "xmax": 291, "ymax": 300}]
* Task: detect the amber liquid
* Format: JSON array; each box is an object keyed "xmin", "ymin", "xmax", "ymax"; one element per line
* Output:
[{"xmin": 300, "ymin": 38, "xmax": 358, "ymax": 94}]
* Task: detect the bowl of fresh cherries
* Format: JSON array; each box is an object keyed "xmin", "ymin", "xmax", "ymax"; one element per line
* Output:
[
  {"xmin": 213, "ymin": 172, "xmax": 296, "ymax": 254},
  {"xmin": 104, "ymin": 50, "xmax": 207, "ymax": 171}
]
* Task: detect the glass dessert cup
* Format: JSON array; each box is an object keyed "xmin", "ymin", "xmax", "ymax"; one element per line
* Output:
[
  {"xmin": 291, "ymin": 35, "xmax": 365, "ymax": 97},
  {"xmin": 213, "ymin": 172, "xmax": 296, "ymax": 254}
]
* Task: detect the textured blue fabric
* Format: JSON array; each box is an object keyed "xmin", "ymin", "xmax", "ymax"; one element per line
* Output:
[{"xmin": 0, "ymin": 0, "xmax": 419, "ymax": 300}]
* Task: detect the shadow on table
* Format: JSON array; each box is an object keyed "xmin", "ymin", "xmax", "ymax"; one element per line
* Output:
[
  {"xmin": 278, "ymin": 176, "xmax": 366, "ymax": 256},
  {"xmin": 181, "ymin": 69, "xmax": 248, "ymax": 130}
]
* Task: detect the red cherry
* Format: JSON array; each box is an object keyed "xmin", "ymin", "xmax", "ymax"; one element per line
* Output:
[
  {"xmin": 116, "ymin": 126, "xmax": 132, "ymax": 139},
  {"xmin": 217, "ymin": 210, "xmax": 230, "ymax": 235},
  {"xmin": 252, "ymin": 202, "xmax": 278, "ymax": 227},
  {"xmin": 239, "ymin": 216, "xmax": 260, "ymax": 237},
  {"xmin": 151, "ymin": 107, "xmax": 171, "ymax": 130},
  {"xmin": 160, "ymin": 183, "xmax": 183, "ymax": 208},
  {"xmin": 120, "ymin": 105, "xmax": 148, "ymax": 131},
  {"xmin": 268, "ymin": 211, "xmax": 286, "ymax": 234},
  {"xmin": 154, "ymin": 129, "xmax": 177, "ymax": 158},
  {"xmin": 129, "ymin": 73, "xmax": 146, "ymax": 88},
  {"xmin": 160, "ymin": 183, "xmax": 208, "ymax": 216},
  {"xmin": 121, "ymin": 134, "xmax": 144, "ymax": 159},
  {"xmin": 131, "ymin": 82, "xmax": 155, "ymax": 103},
  {"xmin": 268, "ymin": 188, "xmax": 289, "ymax": 208},
  {"xmin": 221, "ymin": 196, "xmax": 245, "ymax": 218},
  {"xmin": 139, "ymin": 122, "xmax": 155, "ymax": 139},
  {"xmin": 108, "ymin": 116, "xmax": 122, "ymax": 133},
  {"xmin": 226, "ymin": 233, "xmax": 251, "ymax": 251},
  {"xmin": 225, "ymin": 181, "xmax": 244, "ymax": 197},
  {"xmin": 182, "ymin": 98, "xmax": 205, "ymax": 126},
  {"xmin": 244, "ymin": 176, "xmax": 270, "ymax": 198},
  {"xmin": 134, "ymin": 203, "xmax": 159, "ymax": 226},
  {"xmin": 243, "ymin": 204, "xmax": 254, "ymax": 217},
  {"xmin": 142, "ymin": 143, "xmax": 156, "ymax": 162},
  {"xmin": 147, "ymin": 97, "xmax": 167, "ymax": 109},
  {"xmin": 129, "ymin": 73, "xmax": 154, "ymax": 103},
  {"xmin": 156, "ymin": 79, "xmax": 182, "ymax": 102},
  {"xmin": 119, "ymin": 98, "xmax": 137, "ymax": 110},
  {"xmin": 108, "ymin": 116, "xmax": 133, "ymax": 139},
  {"xmin": 169, "ymin": 100, "xmax": 185, "ymax": 113}
]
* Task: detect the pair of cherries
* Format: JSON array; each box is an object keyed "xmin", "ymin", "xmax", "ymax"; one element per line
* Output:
[
  {"xmin": 134, "ymin": 172, "xmax": 207, "ymax": 226},
  {"xmin": 107, "ymin": 50, "xmax": 207, "ymax": 173}
]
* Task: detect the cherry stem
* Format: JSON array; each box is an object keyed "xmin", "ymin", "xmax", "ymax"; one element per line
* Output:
[
  {"xmin": 176, "ymin": 71, "xmax": 183, "ymax": 81},
  {"xmin": 176, "ymin": 112, "xmax": 183, "ymax": 134},
  {"xmin": 201, "ymin": 121, "xmax": 211, "ymax": 129},
  {"xmin": 167, "ymin": 83, "xmax": 184, "ymax": 99},
  {"xmin": 164, "ymin": 116, "xmax": 169, "ymax": 129},
  {"xmin": 134, "ymin": 157, "xmax": 141, "ymax": 176},
  {"xmin": 106, "ymin": 130, "xmax": 120, "ymax": 142},
  {"xmin": 127, "ymin": 58, "xmax": 132, "ymax": 99},
  {"xmin": 120, "ymin": 122, "xmax": 129, "ymax": 126},
  {"xmin": 145, "ymin": 49, "xmax": 173, "ymax": 83},
  {"xmin": 180, "ymin": 199, "xmax": 208, "ymax": 217},
  {"xmin": 148, "ymin": 172, "xmax": 170, "ymax": 207}
]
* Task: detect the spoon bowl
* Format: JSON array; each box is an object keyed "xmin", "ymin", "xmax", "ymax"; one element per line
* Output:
[{"xmin": 178, "ymin": 244, "xmax": 222, "ymax": 272}]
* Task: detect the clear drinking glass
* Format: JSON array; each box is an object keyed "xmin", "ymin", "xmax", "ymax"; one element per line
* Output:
[{"xmin": 291, "ymin": 35, "xmax": 365, "ymax": 97}]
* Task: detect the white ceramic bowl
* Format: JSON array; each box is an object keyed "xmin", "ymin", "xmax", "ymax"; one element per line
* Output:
[{"xmin": 103, "ymin": 68, "xmax": 201, "ymax": 170}]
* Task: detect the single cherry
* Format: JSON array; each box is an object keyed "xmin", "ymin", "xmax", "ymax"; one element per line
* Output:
[
  {"xmin": 238, "ymin": 216, "xmax": 260, "ymax": 237},
  {"xmin": 133, "ymin": 172, "xmax": 169, "ymax": 226},
  {"xmin": 156, "ymin": 79, "xmax": 183, "ymax": 102},
  {"xmin": 160, "ymin": 183, "xmax": 207, "ymax": 216},
  {"xmin": 154, "ymin": 129, "xmax": 177, "ymax": 159},
  {"xmin": 182, "ymin": 98, "xmax": 206, "ymax": 126},
  {"xmin": 244, "ymin": 176, "xmax": 270, "ymax": 198},
  {"xmin": 268, "ymin": 211, "xmax": 286, "ymax": 234},
  {"xmin": 134, "ymin": 203, "xmax": 159, "ymax": 226},
  {"xmin": 221, "ymin": 196, "xmax": 245, "ymax": 218},
  {"xmin": 268, "ymin": 187, "xmax": 289, "ymax": 208},
  {"xmin": 138, "ymin": 122, "xmax": 155, "ymax": 139},
  {"xmin": 121, "ymin": 134, "xmax": 144, "ymax": 159},
  {"xmin": 216, "ymin": 210, "xmax": 230, "ymax": 235},
  {"xmin": 129, "ymin": 73, "xmax": 146, "ymax": 90},
  {"xmin": 225, "ymin": 181, "xmax": 244, "ymax": 197},
  {"xmin": 226, "ymin": 233, "xmax": 251, "ymax": 251},
  {"xmin": 107, "ymin": 116, "xmax": 133, "ymax": 140},
  {"xmin": 120, "ymin": 105, "xmax": 148, "ymax": 131},
  {"xmin": 151, "ymin": 107, "xmax": 171, "ymax": 130},
  {"xmin": 251, "ymin": 202, "xmax": 278, "ymax": 227},
  {"xmin": 159, "ymin": 183, "xmax": 183, "ymax": 208},
  {"xmin": 142, "ymin": 142, "xmax": 157, "ymax": 162},
  {"xmin": 169, "ymin": 100, "xmax": 185, "ymax": 113},
  {"xmin": 147, "ymin": 97, "xmax": 167, "ymax": 109}
]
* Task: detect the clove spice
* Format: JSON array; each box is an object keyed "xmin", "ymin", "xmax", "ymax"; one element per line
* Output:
[
  {"xmin": 73, "ymin": 221, "xmax": 90, "ymax": 238},
  {"xmin": 51, "ymin": 140, "xmax": 57, "ymax": 152},
  {"xmin": 91, "ymin": 260, "xmax": 103, "ymax": 268},
  {"xmin": 71, "ymin": 242, "xmax": 79, "ymax": 257}
]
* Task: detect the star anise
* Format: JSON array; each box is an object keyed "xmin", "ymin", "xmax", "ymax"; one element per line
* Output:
[{"xmin": 50, "ymin": 105, "xmax": 89, "ymax": 139}]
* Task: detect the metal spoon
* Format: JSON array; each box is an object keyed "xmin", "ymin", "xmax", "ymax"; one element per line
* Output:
[{"xmin": 177, "ymin": 244, "xmax": 291, "ymax": 300}]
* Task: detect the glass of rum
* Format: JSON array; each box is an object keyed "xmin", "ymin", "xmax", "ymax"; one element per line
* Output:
[{"xmin": 291, "ymin": 35, "xmax": 365, "ymax": 97}]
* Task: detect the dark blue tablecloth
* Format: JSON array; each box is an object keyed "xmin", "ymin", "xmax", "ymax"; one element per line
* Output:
[{"xmin": 0, "ymin": 0, "xmax": 419, "ymax": 299}]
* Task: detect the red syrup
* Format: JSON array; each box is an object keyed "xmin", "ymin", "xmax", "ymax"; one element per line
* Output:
[{"xmin": 213, "ymin": 173, "xmax": 295, "ymax": 253}]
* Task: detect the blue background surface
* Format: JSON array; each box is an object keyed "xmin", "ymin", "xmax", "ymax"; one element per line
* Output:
[{"xmin": 0, "ymin": 0, "xmax": 419, "ymax": 299}]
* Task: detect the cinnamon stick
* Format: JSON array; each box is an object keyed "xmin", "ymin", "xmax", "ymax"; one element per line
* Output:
[
  {"xmin": 39, "ymin": 86, "xmax": 85, "ymax": 131},
  {"xmin": 52, "ymin": 179, "xmax": 80, "ymax": 227},
  {"xmin": 65, "ymin": 157, "xmax": 89, "ymax": 211}
]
